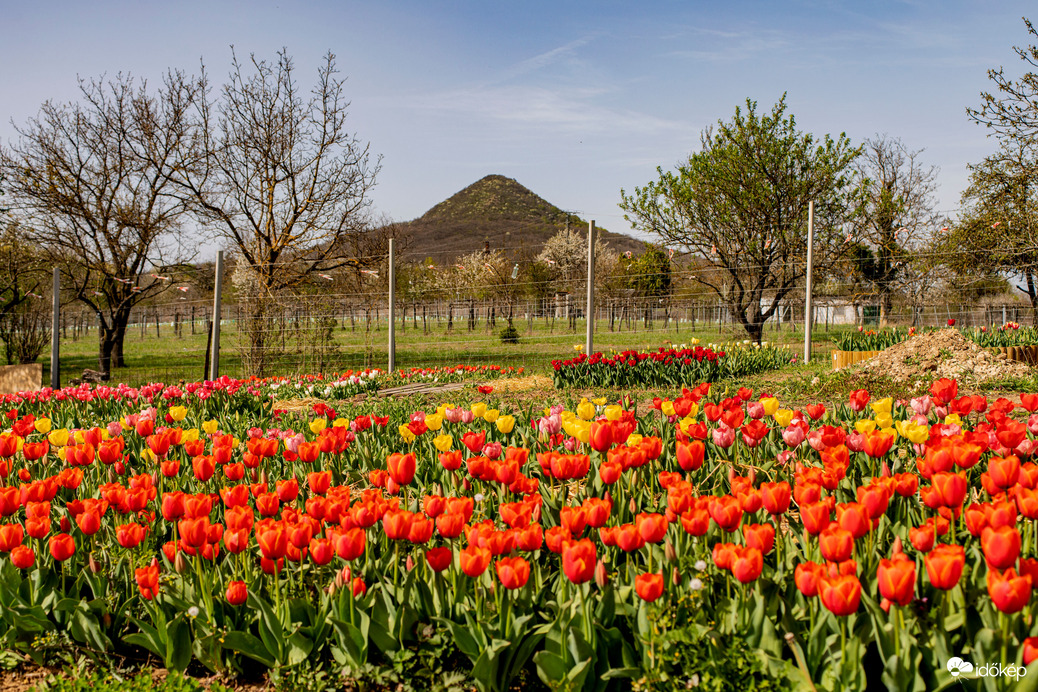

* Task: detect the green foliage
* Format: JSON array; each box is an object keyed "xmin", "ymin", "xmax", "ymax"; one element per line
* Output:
[
  {"xmin": 962, "ymin": 324, "xmax": 1038, "ymax": 347},
  {"xmin": 499, "ymin": 322, "xmax": 520, "ymax": 345},
  {"xmin": 620, "ymin": 95, "xmax": 861, "ymax": 343},
  {"xmin": 36, "ymin": 668, "xmax": 231, "ymax": 692},
  {"xmin": 831, "ymin": 327, "xmax": 915, "ymax": 352},
  {"xmin": 622, "ymin": 245, "xmax": 672, "ymax": 298}
]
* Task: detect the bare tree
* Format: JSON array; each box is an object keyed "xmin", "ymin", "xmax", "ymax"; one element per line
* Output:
[
  {"xmin": 0, "ymin": 74, "xmax": 198, "ymax": 375},
  {"xmin": 850, "ymin": 136, "xmax": 940, "ymax": 324},
  {"xmin": 171, "ymin": 49, "xmax": 381, "ymax": 375}
]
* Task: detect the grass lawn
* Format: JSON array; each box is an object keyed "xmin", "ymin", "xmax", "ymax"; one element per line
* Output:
[{"xmin": 37, "ymin": 314, "xmax": 860, "ymax": 387}]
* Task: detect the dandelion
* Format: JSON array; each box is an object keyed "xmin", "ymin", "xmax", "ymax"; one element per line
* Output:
[
  {"xmin": 694, "ymin": 560, "xmax": 707, "ymax": 571},
  {"xmin": 689, "ymin": 578, "xmax": 704, "ymax": 591}
]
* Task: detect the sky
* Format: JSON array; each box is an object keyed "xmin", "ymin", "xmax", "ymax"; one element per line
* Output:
[{"xmin": 2, "ymin": 0, "xmax": 1035, "ymax": 253}]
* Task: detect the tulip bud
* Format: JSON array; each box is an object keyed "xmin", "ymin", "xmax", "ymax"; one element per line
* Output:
[
  {"xmin": 880, "ymin": 597, "xmax": 891, "ymax": 613},
  {"xmin": 108, "ymin": 468, "xmax": 117, "ymax": 484},
  {"xmin": 88, "ymin": 552, "xmax": 102, "ymax": 574},
  {"xmin": 405, "ymin": 555, "xmax": 415, "ymax": 571},
  {"xmin": 665, "ymin": 540, "xmax": 676, "ymax": 563},
  {"xmin": 463, "ymin": 478, "xmax": 472, "ymax": 491},
  {"xmin": 747, "ymin": 468, "xmax": 756, "ymax": 485},
  {"xmin": 251, "ymin": 468, "xmax": 260, "ymax": 483},
  {"xmin": 672, "ymin": 566, "xmax": 681, "ymax": 586},
  {"xmin": 603, "ymin": 490, "xmax": 613, "ymax": 507},
  {"xmin": 594, "ymin": 560, "xmax": 608, "ymax": 589},
  {"xmin": 892, "ymin": 536, "xmax": 903, "ymax": 556},
  {"xmin": 728, "ymin": 467, "xmax": 736, "ymax": 483},
  {"xmin": 102, "ymin": 613, "xmax": 112, "ymax": 628},
  {"xmin": 150, "ymin": 470, "xmax": 160, "ymax": 487},
  {"xmin": 260, "ymin": 470, "xmax": 269, "ymax": 486},
  {"xmin": 783, "ymin": 632, "xmax": 795, "ymax": 644},
  {"xmin": 174, "ymin": 550, "xmax": 189, "ymax": 573},
  {"xmin": 326, "ymin": 581, "xmax": 337, "ymax": 596},
  {"xmin": 629, "ymin": 497, "xmax": 637, "ymax": 515}
]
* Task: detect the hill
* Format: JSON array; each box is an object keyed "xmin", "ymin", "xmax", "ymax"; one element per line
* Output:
[{"xmin": 394, "ymin": 175, "xmax": 645, "ymax": 262}]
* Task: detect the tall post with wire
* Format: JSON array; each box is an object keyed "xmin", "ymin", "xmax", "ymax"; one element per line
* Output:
[
  {"xmin": 803, "ymin": 201, "xmax": 815, "ymax": 364},
  {"xmin": 388, "ymin": 238, "xmax": 396, "ymax": 372},
  {"xmin": 209, "ymin": 251, "xmax": 223, "ymax": 381},
  {"xmin": 50, "ymin": 267, "xmax": 60, "ymax": 389},
  {"xmin": 586, "ymin": 220, "xmax": 596, "ymax": 356}
]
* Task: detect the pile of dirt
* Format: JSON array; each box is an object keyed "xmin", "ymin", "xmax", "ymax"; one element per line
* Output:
[{"xmin": 857, "ymin": 329, "xmax": 1033, "ymax": 384}]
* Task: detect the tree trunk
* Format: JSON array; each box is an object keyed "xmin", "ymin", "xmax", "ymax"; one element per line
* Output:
[{"xmin": 879, "ymin": 287, "xmax": 893, "ymax": 327}]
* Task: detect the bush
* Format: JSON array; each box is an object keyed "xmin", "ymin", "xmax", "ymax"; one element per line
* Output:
[{"xmin": 499, "ymin": 321, "xmax": 520, "ymax": 344}]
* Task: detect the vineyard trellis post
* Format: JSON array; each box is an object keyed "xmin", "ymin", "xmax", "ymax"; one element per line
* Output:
[
  {"xmin": 209, "ymin": 251, "xmax": 223, "ymax": 381},
  {"xmin": 50, "ymin": 267, "xmax": 59, "ymax": 389},
  {"xmin": 586, "ymin": 220, "xmax": 595, "ymax": 355},
  {"xmin": 803, "ymin": 201, "xmax": 815, "ymax": 364},
  {"xmin": 388, "ymin": 238, "xmax": 396, "ymax": 372}
]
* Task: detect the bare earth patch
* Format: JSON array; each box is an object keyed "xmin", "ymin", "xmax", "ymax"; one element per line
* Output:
[{"xmin": 857, "ymin": 329, "xmax": 1032, "ymax": 384}]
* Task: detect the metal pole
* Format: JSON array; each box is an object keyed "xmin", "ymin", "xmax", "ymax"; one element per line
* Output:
[
  {"xmin": 586, "ymin": 221, "xmax": 596, "ymax": 355},
  {"xmin": 803, "ymin": 201, "xmax": 815, "ymax": 364},
  {"xmin": 209, "ymin": 251, "xmax": 223, "ymax": 380},
  {"xmin": 388, "ymin": 238, "xmax": 396, "ymax": 372},
  {"xmin": 50, "ymin": 268, "xmax": 60, "ymax": 389}
]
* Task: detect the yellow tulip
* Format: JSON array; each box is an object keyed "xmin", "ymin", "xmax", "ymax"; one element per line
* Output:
[
  {"xmin": 574, "ymin": 422, "xmax": 591, "ymax": 444},
  {"xmin": 309, "ymin": 418, "xmax": 328, "ymax": 435},
  {"xmin": 678, "ymin": 417, "xmax": 699, "ymax": 437},
  {"xmin": 120, "ymin": 417, "xmax": 132, "ymax": 431},
  {"xmin": 48, "ymin": 429, "xmax": 70, "ymax": 447},
  {"xmin": 333, "ymin": 417, "xmax": 350, "ymax": 428},
  {"xmin": 879, "ymin": 427, "xmax": 898, "ymax": 442},
  {"xmin": 143, "ymin": 449, "xmax": 157, "ymax": 463},
  {"xmin": 576, "ymin": 399, "xmax": 596, "ymax": 421},
  {"xmin": 202, "ymin": 420, "xmax": 219, "ymax": 435},
  {"xmin": 34, "ymin": 418, "xmax": 52, "ymax": 434},
  {"xmin": 399, "ymin": 425, "xmax": 416, "ymax": 444},
  {"xmin": 560, "ymin": 410, "xmax": 576, "ymax": 423},
  {"xmin": 433, "ymin": 433, "xmax": 454, "ymax": 452},
  {"xmin": 773, "ymin": 409, "xmax": 795, "ymax": 428},
  {"xmin": 592, "ymin": 397, "xmax": 607, "ymax": 407},
  {"xmin": 426, "ymin": 414, "xmax": 444, "ymax": 431},
  {"xmin": 691, "ymin": 338, "xmax": 700, "ymax": 345},
  {"xmin": 627, "ymin": 433, "xmax": 643, "ymax": 448},
  {"xmin": 483, "ymin": 409, "xmax": 500, "ymax": 424},
  {"xmin": 181, "ymin": 428, "xmax": 200, "ymax": 444},
  {"xmin": 870, "ymin": 397, "xmax": 893, "ymax": 416},
  {"xmin": 944, "ymin": 413, "xmax": 963, "ymax": 427},
  {"xmin": 685, "ymin": 402, "xmax": 700, "ymax": 420},
  {"xmin": 661, "ymin": 401, "xmax": 676, "ymax": 417},
  {"xmin": 897, "ymin": 420, "xmax": 929, "ymax": 445},
  {"xmin": 496, "ymin": 415, "xmax": 516, "ymax": 434},
  {"xmin": 875, "ymin": 413, "xmax": 894, "ymax": 429},
  {"xmin": 471, "ymin": 402, "xmax": 487, "ymax": 418},
  {"xmin": 761, "ymin": 397, "xmax": 780, "ymax": 417},
  {"xmin": 168, "ymin": 406, "xmax": 188, "ymax": 422},
  {"xmin": 436, "ymin": 403, "xmax": 450, "ymax": 417},
  {"xmin": 854, "ymin": 419, "xmax": 877, "ymax": 434},
  {"xmin": 603, "ymin": 405, "xmax": 622, "ymax": 421}
]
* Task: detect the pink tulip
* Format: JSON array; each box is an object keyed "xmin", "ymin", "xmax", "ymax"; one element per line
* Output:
[
  {"xmin": 782, "ymin": 425, "xmax": 806, "ymax": 448},
  {"xmin": 712, "ymin": 425, "xmax": 736, "ymax": 449},
  {"xmin": 846, "ymin": 431, "xmax": 866, "ymax": 453}
]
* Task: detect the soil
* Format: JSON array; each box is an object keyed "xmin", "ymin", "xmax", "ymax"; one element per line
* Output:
[{"xmin": 856, "ymin": 329, "xmax": 1033, "ymax": 384}]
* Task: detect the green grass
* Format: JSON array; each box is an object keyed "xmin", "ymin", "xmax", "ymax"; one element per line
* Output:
[{"xmin": 37, "ymin": 316, "xmax": 862, "ymax": 388}]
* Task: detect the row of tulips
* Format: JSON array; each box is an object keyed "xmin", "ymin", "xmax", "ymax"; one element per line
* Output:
[{"xmin": 0, "ymin": 375, "xmax": 1037, "ymax": 689}]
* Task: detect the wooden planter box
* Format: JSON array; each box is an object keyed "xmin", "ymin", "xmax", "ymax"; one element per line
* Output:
[
  {"xmin": 831, "ymin": 350, "xmax": 881, "ymax": 370},
  {"xmin": 993, "ymin": 345, "xmax": 1038, "ymax": 366}
]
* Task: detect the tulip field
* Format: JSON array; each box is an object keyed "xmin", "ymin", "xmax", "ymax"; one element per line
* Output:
[{"xmin": 3, "ymin": 371, "xmax": 1038, "ymax": 691}]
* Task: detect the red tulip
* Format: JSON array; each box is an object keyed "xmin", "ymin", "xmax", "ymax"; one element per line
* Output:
[
  {"xmin": 760, "ymin": 481, "xmax": 791, "ymax": 515},
  {"xmin": 387, "ymin": 453, "xmax": 417, "ymax": 486},
  {"xmin": 636, "ymin": 512, "xmax": 668, "ymax": 544},
  {"xmin": 10, "ymin": 545, "xmax": 33, "ymax": 569},
  {"xmin": 226, "ymin": 580, "xmax": 248, "ymax": 605},
  {"xmin": 635, "ymin": 572, "xmax": 665, "ymax": 602},
  {"xmin": 818, "ymin": 525, "xmax": 854, "ymax": 563},
  {"xmin": 495, "ymin": 556, "xmax": 531, "ymax": 589},
  {"xmin": 795, "ymin": 561, "xmax": 825, "ymax": 598},
  {"xmin": 49, "ymin": 533, "xmax": 76, "ymax": 562},
  {"xmin": 135, "ymin": 563, "xmax": 160, "ymax": 600},
  {"xmin": 562, "ymin": 539, "xmax": 596, "ymax": 584},
  {"xmin": 741, "ymin": 523, "xmax": 775, "ymax": 555},
  {"xmin": 708, "ymin": 495, "xmax": 743, "ymax": 532},
  {"xmin": 426, "ymin": 546, "xmax": 452, "ymax": 572},
  {"xmin": 730, "ymin": 546, "xmax": 764, "ymax": 583},
  {"xmin": 819, "ymin": 574, "xmax": 862, "ymax": 616},
  {"xmin": 676, "ymin": 440, "xmax": 705, "ymax": 472},
  {"xmin": 877, "ymin": 556, "xmax": 915, "ymax": 606},
  {"xmin": 924, "ymin": 544, "xmax": 965, "ymax": 590},
  {"xmin": 981, "ymin": 525, "xmax": 1021, "ymax": 570},
  {"xmin": 459, "ymin": 544, "xmax": 491, "ymax": 577},
  {"xmin": 987, "ymin": 567, "xmax": 1032, "ymax": 613}
]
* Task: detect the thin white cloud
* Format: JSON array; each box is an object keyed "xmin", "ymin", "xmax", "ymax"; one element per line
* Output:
[
  {"xmin": 412, "ymin": 84, "xmax": 687, "ymax": 135},
  {"xmin": 494, "ymin": 35, "xmax": 597, "ymax": 84}
]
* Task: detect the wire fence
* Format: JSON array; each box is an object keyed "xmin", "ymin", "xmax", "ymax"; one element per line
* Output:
[{"xmin": 36, "ymin": 286, "xmax": 1037, "ymax": 387}]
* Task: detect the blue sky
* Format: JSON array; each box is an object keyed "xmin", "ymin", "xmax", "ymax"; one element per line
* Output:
[{"xmin": 2, "ymin": 1, "xmax": 1034, "ymax": 250}]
